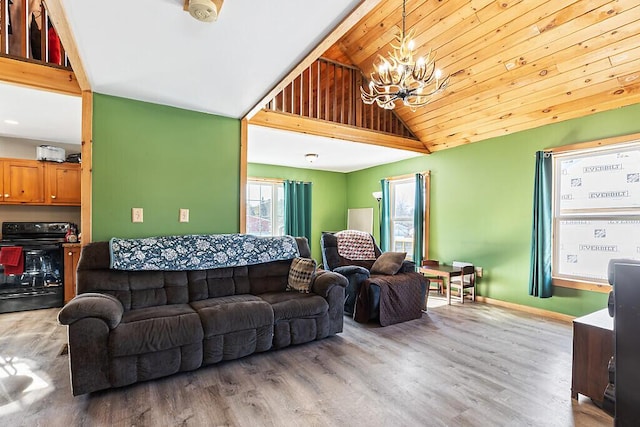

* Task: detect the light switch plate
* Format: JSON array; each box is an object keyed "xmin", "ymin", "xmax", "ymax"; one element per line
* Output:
[
  {"xmin": 179, "ymin": 208, "xmax": 189, "ymax": 223},
  {"xmin": 132, "ymin": 208, "xmax": 143, "ymax": 223}
]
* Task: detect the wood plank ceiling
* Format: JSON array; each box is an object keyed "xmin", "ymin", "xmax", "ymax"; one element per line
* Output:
[{"xmin": 324, "ymin": 0, "xmax": 640, "ymax": 152}]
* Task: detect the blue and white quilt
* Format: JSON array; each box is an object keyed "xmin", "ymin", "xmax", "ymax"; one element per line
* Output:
[{"xmin": 109, "ymin": 234, "xmax": 300, "ymax": 271}]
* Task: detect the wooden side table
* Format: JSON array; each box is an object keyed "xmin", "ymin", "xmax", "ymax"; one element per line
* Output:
[
  {"xmin": 571, "ymin": 308, "xmax": 613, "ymax": 406},
  {"xmin": 418, "ymin": 264, "xmax": 462, "ymax": 305}
]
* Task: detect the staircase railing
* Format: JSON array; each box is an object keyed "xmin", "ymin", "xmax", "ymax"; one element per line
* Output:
[
  {"xmin": 0, "ymin": 0, "xmax": 72, "ymax": 69},
  {"xmin": 266, "ymin": 57, "xmax": 417, "ymax": 139}
]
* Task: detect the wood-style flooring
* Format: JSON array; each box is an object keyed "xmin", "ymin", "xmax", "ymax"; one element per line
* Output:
[{"xmin": 0, "ymin": 300, "xmax": 613, "ymax": 426}]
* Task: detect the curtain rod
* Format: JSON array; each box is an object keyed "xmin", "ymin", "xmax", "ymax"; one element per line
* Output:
[
  {"xmin": 386, "ymin": 171, "xmax": 430, "ymax": 180},
  {"xmin": 247, "ymin": 177, "xmax": 284, "ymax": 183}
]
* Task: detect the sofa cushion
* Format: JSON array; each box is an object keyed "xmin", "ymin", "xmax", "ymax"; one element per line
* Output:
[
  {"xmin": 191, "ymin": 295, "xmax": 274, "ymax": 337},
  {"xmin": 109, "ymin": 304, "xmax": 204, "ymax": 357},
  {"xmin": 287, "ymin": 257, "xmax": 316, "ymax": 293},
  {"xmin": 370, "ymin": 252, "xmax": 407, "ymax": 275},
  {"xmin": 258, "ymin": 292, "xmax": 328, "ymax": 321}
]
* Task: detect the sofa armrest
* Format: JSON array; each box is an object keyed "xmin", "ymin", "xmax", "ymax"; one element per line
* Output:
[
  {"xmin": 58, "ymin": 292, "xmax": 124, "ymax": 329},
  {"xmin": 311, "ymin": 270, "xmax": 348, "ymax": 298},
  {"xmin": 333, "ymin": 265, "xmax": 370, "ymax": 278}
]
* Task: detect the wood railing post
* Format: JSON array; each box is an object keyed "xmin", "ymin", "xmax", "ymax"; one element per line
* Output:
[{"xmin": 1, "ymin": 0, "xmax": 5, "ymax": 54}]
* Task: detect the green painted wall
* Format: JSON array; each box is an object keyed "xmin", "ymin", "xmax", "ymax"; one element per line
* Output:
[
  {"xmin": 92, "ymin": 94, "xmax": 241, "ymax": 241},
  {"xmin": 248, "ymin": 163, "xmax": 347, "ymax": 263},
  {"xmin": 90, "ymin": 90, "xmax": 640, "ymax": 317},
  {"xmin": 346, "ymin": 103, "xmax": 640, "ymax": 317}
]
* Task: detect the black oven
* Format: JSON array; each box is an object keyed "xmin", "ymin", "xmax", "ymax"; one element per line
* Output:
[{"xmin": 0, "ymin": 222, "xmax": 71, "ymax": 314}]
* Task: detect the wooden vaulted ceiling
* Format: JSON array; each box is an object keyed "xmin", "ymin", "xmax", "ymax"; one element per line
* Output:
[{"xmin": 316, "ymin": 0, "xmax": 640, "ymax": 153}]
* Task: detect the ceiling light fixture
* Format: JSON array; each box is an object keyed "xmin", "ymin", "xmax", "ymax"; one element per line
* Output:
[
  {"xmin": 4, "ymin": 119, "xmax": 19, "ymax": 125},
  {"xmin": 361, "ymin": 0, "xmax": 449, "ymax": 111},
  {"xmin": 305, "ymin": 153, "xmax": 319, "ymax": 164}
]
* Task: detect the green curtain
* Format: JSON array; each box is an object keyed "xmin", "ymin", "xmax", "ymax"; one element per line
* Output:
[
  {"xmin": 284, "ymin": 180, "xmax": 312, "ymax": 242},
  {"xmin": 380, "ymin": 179, "xmax": 390, "ymax": 251},
  {"xmin": 413, "ymin": 173, "xmax": 424, "ymax": 266},
  {"xmin": 528, "ymin": 151, "xmax": 553, "ymax": 298}
]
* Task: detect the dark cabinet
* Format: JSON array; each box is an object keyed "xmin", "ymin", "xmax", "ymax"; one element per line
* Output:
[
  {"xmin": 571, "ymin": 308, "xmax": 613, "ymax": 407},
  {"xmin": 610, "ymin": 261, "xmax": 640, "ymax": 426}
]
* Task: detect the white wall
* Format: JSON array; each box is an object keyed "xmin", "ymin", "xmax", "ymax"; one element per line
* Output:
[{"xmin": 0, "ymin": 136, "xmax": 80, "ymax": 160}]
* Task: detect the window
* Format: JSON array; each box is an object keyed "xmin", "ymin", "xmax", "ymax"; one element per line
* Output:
[
  {"xmin": 553, "ymin": 142, "xmax": 640, "ymax": 283},
  {"xmin": 246, "ymin": 180, "xmax": 284, "ymax": 236},
  {"xmin": 389, "ymin": 177, "xmax": 419, "ymax": 259}
]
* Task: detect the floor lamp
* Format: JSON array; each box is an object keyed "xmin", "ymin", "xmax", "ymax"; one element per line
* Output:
[{"xmin": 372, "ymin": 191, "xmax": 382, "ymax": 240}]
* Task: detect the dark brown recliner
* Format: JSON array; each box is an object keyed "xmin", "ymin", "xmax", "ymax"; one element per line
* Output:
[{"xmin": 320, "ymin": 232, "xmax": 427, "ymax": 322}]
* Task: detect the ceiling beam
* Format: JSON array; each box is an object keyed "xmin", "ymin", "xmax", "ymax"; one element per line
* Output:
[
  {"xmin": 250, "ymin": 109, "xmax": 430, "ymax": 154},
  {"xmin": 0, "ymin": 56, "xmax": 80, "ymax": 95},
  {"xmin": 44, "ymin": 0, "xmax": 91, "ymax": 91},
  {"xmin": 243, "ymin": 0, "xmax": 382, "ymax": 120}
]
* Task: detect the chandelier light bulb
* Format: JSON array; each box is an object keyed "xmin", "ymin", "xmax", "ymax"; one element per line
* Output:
[{"xmin": 408, "ymin": 39, "xmax": 415, "ymax": 51}]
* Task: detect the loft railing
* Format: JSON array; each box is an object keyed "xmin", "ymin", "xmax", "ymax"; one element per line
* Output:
[
  {"xmin": 266, "ymin": 57, "xmax": 417, "ymax": 139},
  {"xmin": 0, "ymin": 0, "xmax": 72, "ymax": 69}
]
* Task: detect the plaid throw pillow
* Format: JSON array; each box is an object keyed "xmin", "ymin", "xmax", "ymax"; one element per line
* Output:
[{"xmin": 287, "ymin": 257, "xmax": 317, "ymax": 293}]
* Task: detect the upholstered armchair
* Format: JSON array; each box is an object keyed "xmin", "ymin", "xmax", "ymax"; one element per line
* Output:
[
  {"xmin": 321, "ymin": 231, "xmax": 379, "ymax": 315},
  {"xmin": 320, "ymin": 231, "xmax": 426, "ymax": 325}
]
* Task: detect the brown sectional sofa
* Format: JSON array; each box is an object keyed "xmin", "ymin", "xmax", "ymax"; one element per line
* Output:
[{"xmin": 58, "ymin": 237, "xmax": 347, "ymax": 395}]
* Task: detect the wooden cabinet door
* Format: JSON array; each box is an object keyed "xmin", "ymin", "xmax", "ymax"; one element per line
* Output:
[
  {"xmin": 0, "ymin": 162, "xmax": 3, "ymax": 202},
  {"xmin": 63, "ymin": 245, "xmax": 81, "ymax": 303},
  {"xmin": 3, "ymin": 159, "xmax": 45, "ymax": 203},
  {"xmin": 46, "ymin": 163, "xmax": 81, "ymax": 205}
]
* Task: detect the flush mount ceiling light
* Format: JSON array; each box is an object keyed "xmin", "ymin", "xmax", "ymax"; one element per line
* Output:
[
  {"xmin": 305, "ymin": 153, "xmax": 319, "ymax": 164},
  {"xmin": 184, "ymin": 0, "xmax": 224, "ymax": 23},
  {"xmin": 361, "ymin": 0, "xmax": 449, "ymax": 111},
  {"xmin": 4, "ymin": 119, "xmax": 19, "ymax": 125}
]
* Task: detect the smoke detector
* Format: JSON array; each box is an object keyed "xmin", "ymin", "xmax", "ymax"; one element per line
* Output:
[{"xmin": 186, "ymin": 0, "xmax": 223, "ymax": 23}]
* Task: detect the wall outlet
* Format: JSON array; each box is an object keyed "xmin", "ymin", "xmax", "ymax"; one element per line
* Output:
[
  {"xmin": 475, "ymin": 266, "xmax": 483, "ymax": 278},
  {"xmin": 179, "ymin": 208, "xmax": 189, "ymax": 223},
  {"xmin": 132, "ymin": 208, "xmax": 143, "ymax": 223}
]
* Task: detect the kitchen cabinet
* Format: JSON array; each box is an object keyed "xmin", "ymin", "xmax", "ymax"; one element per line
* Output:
[
  {"xmin": 0, "ymin": 158, "xmax": 80, "ymax": 206},
  {"xmin": 46, "ymin": 162, "xmax": 81, "ymax": 205},
  {"xmin": 2, "ymin": 159, "xmax": 45, "ymax": 204},
  {"xmin": 63, "ymin": 243, "xmax": 81, "ymax": 303}
]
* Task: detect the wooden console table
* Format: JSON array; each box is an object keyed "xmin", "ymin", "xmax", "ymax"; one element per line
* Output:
[{"xmin": 571, "ymin": 308, "xmax": 613, "ymax": 406}]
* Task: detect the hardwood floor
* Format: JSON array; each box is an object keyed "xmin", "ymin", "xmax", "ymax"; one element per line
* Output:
[{"xmin": 0, "ymin": 300, "xmax": 612, "ymax": 426}]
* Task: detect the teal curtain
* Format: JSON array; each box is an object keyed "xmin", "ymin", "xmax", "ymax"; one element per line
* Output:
[
  {"xmin": 380, "ymin": 179, "xmax": 390, "ymax": 251},
  {"xmin": 528, "ymin": 151, "xmax": 553, "ymax": 298},
  {"xmin": 284, "ymin": 180, "xmax": 312, "ymax": 242},
  {"xmin": 413, "ymin": 173, "xmax": 424, "ymax": 266}
]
